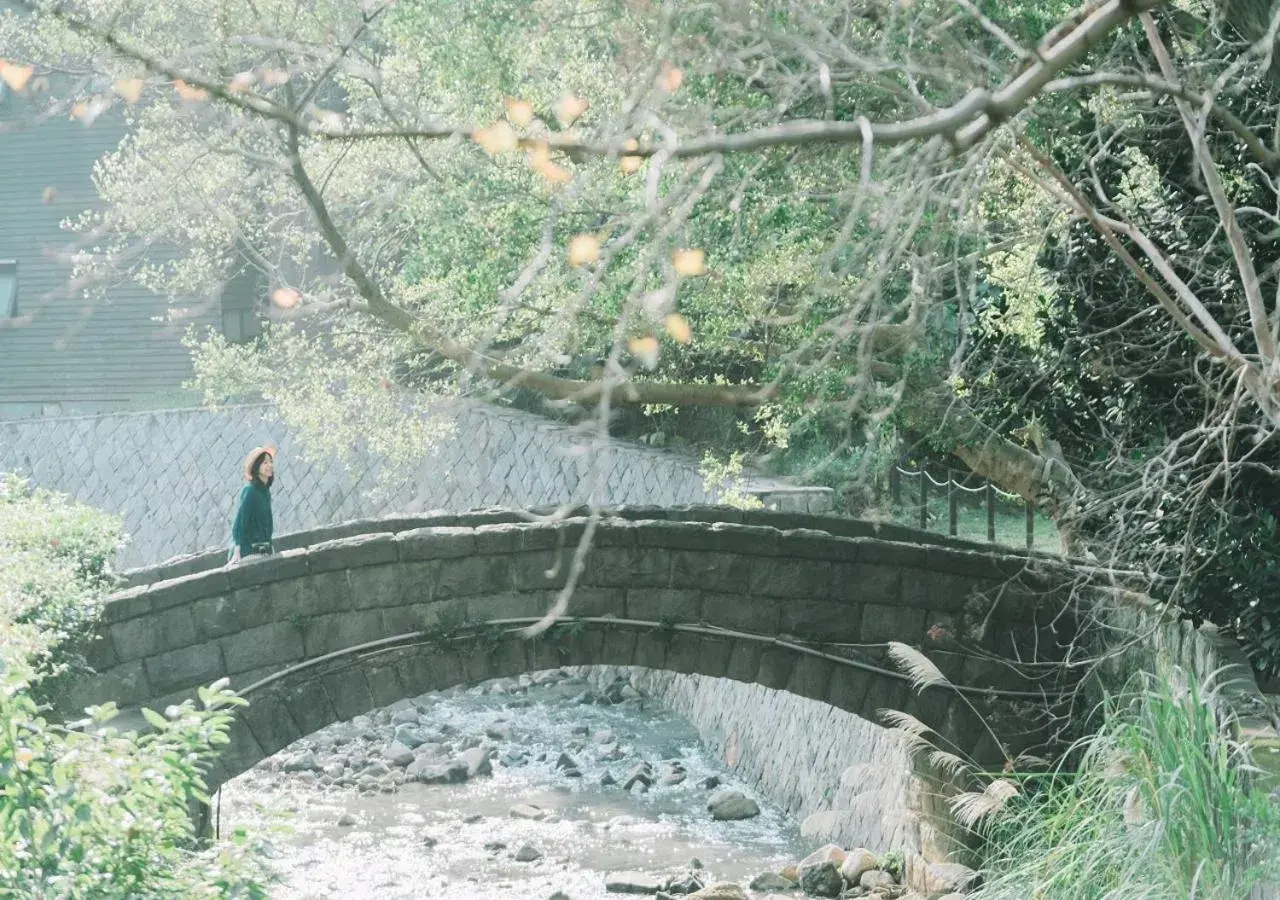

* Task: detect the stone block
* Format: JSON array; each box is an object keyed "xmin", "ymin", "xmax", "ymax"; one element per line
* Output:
[
  {"xmin": 830, "ymin": 563, "xmax": 901, "ymax": 606},
  {"xmin": 110, "ymin": 606, "xmax": 197, "ymax": 662},
  {"xmin": 557, "ymin": 626, "xmax": 606, "ymax": 669},
  {"xmin": 144, "ymin": 641, "xmax": 226, "ymax": 696},
  {"xmin": 81, "ymin": 633, "xmax": 118, "ymax": 672},
  {"xmin": 281, "ymin": 679, "xmax": 334, "ymax": 736},
  {"xmin": 824, "ymin": 664, "xmax": 873, "ymax": 715},
  {"xmin": 693, "ymin": 635, "xmax": 734, "ymax": 678},
  {"xmin": 379, "ymin": 603, "xmax": 439, "ymax": 636},
  {"xmin": 723, "ymin": 638, "xmax": 765, "ymax": 685},
  {"xmin": 149, "ymin": 569, "xmax": 230, "ymax": 610},
  {"xmin": 510, "ymin": 550, "xmax": 569, "ymax": 592},
  {"xmin": 487, "ymin": 637, "xmax": 529, "ymax": 680},
  {"xmin": 393, "ymin": 653, "xmax": 436, "ymax": 698},
  {"xmin": 518, "ymin": 522, "xmax": 586, "ymax": 551},
  {"xmin": 900, "ymin": 570, "xmax": 976, "ymax": 612},
  {"xmin": 749, "ymin": 558, "xmax": 831, "ymax": 599},
  {"xmin": 364, "ymin": 662, "xmax": 405, "ymax": 708},
  {"xmin": 291, "ymin": 572, "xmax": 353, "ymax": 618},
  {"xmin": 308, "ymin": 532, "xmax": 399, "ymax": 573},
  {"xmin": 435, "ymin": 555, "xmax": 514, "ymax": 598},
  {"xmin": 671, "ymin": 551, "xmax": 752, "ymax": 594},
  {"xmin": 465, "ymin": 591, "xmax": 545, "ymax": 624},
  {"xmin": 395, "ymin": 561, "xmax": 438, "ymax": 604},
  {"xmin": 860, "ymin": 603, "xmax": 926, "ymax": 645},
  {"xmin": 100, "ymin": 585, "xmax": 152, "ymax": 624},
  {"xmin": 779, "ymin": 600, "xmax": 862, "ymax": 643},
  {"xmin": 625, "ymin": 588, "xmax": 701, "ymax": 623},
  {"xmin": 423, "ymin": 646, "xmax": 467, "ymax": 691},
  {"xmin": 346, "ymin": 563, "xmax": 405, "ymax": 610},
  {"xmin": 62, "ymin": 660, "xmax": 151, "ymax": 712},
  {"xmin": 217, "ymin": 718, "xmax": 266, "ymax": 784},
  {"xmin": 755, "ymin": 645, "xmax": 795, "ymax": 691},
  {"xmin": 600, "ymin": 627, "xmax": 638, "ymax": 668},
  {"xmin": 191, "ymin": 591, "xmax": 275, "ymax": 641},
  {"xmin": 459, "ymin": 639, "xmax": 495, "ymax": 685},
  {"xmin": 632, "ymin": 630, "xmax": 669, "ymax": 670},
  {"xmin": 321, "ymin": 667, "xmax": 376, "ymax": 722},
  {"xmin": 786, "ymin": 654, "xmax": 834, "ymax": 703},
  {"xmin": 525, "ymin": 632, "xmax": 566, "ymax": 675},
  {"xmin": 555, "ymin": 587, "xmax": 623, "ymax": 619},
  {"xmin": 472, "ymin": 523, "xmax": 524, "ymax": 554},
  {"xmin": 583, "ymin": 546, "xmax": 671, "ymax": 588},
  {"xmin": 225, "ymin": 550, "xmax": 309, "ymax": 590},
  {"xmin": 395, "ymin": 526, "xmax": 475, "ymax": 561},
  {"xmin": 300, "ymin": 610, "xmax": 386, "ymax": 657},
  {"xmin": 221, "ymin": 621, "xmax": 305, "ymax": 675},
  {"xmin": 659, "ymin": 631, "xmax": 704, "ymax": 675},
  {"xmin": 241, "ymin": 690, "xmax": 304, "ymax": 757},
  {"xmin": 703, "ymin": 592, "xmax": 780, "ymax": 634}
]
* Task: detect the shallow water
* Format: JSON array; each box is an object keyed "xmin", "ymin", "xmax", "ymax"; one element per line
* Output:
[{"xmin": 218, "ymin": 672, "xmax": 810, "ymax": 899}]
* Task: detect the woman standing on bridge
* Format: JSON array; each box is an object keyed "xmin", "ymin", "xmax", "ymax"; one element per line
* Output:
[{"xmin": 227, "ymin": 444, "xmax": 276, "ymax": 566}]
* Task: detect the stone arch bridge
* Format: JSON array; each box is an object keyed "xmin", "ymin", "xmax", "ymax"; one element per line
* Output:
[{"xmin": 65, "ymin": 506, "xmax": 1086, "ymax": 794}]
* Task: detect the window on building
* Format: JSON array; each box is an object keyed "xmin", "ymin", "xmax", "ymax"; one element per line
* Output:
[
  {"xmin": 220, "ymin": 266, "xmax": 264, "ymax": 343},
  {"xmin": 0, "ymin": 261, "xmax": 17, "ymax": 318}
]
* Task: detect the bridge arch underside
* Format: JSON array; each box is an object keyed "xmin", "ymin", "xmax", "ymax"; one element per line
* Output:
[{"xmin": 68, "ymin": 511, "xmax": 1083, "ymax": 792}]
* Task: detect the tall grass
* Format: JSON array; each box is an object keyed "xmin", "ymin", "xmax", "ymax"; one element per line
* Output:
[{"xmin": 972, "ymin": 670, "xmax": 1280, "ymax": 899}]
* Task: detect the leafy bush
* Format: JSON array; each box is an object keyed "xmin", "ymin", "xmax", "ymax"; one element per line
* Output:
[
  {"xmin": 972, "ymin": 670, "xmax": 1280, "ymax": 899},
  {"xmin": 0, "ymin": 473, "xmax": 269, "ymax": 897}
]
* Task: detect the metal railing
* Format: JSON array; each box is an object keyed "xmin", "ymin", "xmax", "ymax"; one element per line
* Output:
[{"xmin": 889, "ymin": 465, "xmax": 1056, "ymax": 551}]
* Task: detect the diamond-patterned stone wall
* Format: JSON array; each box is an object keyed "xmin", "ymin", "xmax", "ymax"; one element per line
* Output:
[{"xmin": 0, "ymin": 401, "xmax": 829, "ymax": 567}]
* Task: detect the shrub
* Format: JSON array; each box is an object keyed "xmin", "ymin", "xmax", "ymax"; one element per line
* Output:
[{"xmin": 0, "ymin": 473, "xmax": 269, "ymax": 897}]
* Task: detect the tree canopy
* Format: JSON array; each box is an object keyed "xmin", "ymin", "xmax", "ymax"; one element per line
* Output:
[{"xmin": 8, "ymin": 0, "xmax": 1280, "ymax": 668}]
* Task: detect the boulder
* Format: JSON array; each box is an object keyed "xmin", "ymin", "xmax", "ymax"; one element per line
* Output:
[
  {"xmin": 515, "ymin": 844, "xmax": 543, "ymax": 862},
  {"xmin": 706, "ymin": 788, "xmax": 760, "ymax": 821},
  {"xmin": 282, "ymin": 751, "xmax": 320, "ymax": 773},
  {"xmin": 510, "ymin": 803, "xmax": 548, "ymax": 821},
  {"xmin": 839, "ymin": 848, "xmax": 879, "ymax": 885},
  {"xmin": 664, "ymin": 872, "xmax": 705, "ymax": 894},
  {"xmin": 623, "ymin": 762, "xmax": 654, "ymax": 792},
  {"xmin": 861, "ymin": 869, "xmax": 896, "ymax": 891},
  {"xmin": 458, "ymin": 746, "xmax": 493, "ymax": 778},
  {"xmin": 382, "ymin": 741, "xmax": 415, "ymax": 767},
  {"xmin": 921, "ymin": 863, "xmax": 978, "ymax": 893},
  {"xmin": 409, "ymin": 760, "xmax": 469, "ymax": 784},
  {"xmin": 393, "ymin": 724, "xmax": 428, "ymax": 749},
  {"xmin": 605, "ymin": 873, "xmax": 665, "ymax": 894},
  {"xmin": 686, "ymin": 885, "xmax": 747, "ymax": 899},
  {"xmin": 747, "ymin": 872, "xmax": 796, "ymax": 892},
  {"xmin": 390, "ymin": 708, "xmax": 420, "ymax": 726},
  {"xmin": 698, "ymin": 775, "xmax": 722, "ymax": 790},
  {"xmin": 336, "ymin": 812, "xmax": 357, "ymax": 827}
]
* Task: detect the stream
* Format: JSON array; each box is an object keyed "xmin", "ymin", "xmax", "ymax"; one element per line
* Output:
[{"xmin": 217, "ymin": 668, "xmax": 812, "ymax": 899}]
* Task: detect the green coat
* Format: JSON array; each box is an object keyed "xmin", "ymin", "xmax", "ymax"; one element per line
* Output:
[{"xmin": 230, "ymin": 481, "xmax": 273, "ymax": 556}]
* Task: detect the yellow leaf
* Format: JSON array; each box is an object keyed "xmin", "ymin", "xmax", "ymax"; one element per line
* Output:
[
  {"xmin": 41, "ymin": 186, "xmax": 57, "ymax": 204},
  {"xmin": 174, "ymin": 80, "xmax": 209, "ymax": 102},
  {"xmin": 620, "ymin": 155, "xmax": 644, "ymax": 174},
  {"xmin": 673, "ymin": 249, "xmax": 706, "ymax": 277},
  {"xmin": 567, "ymin": 234, "xmax": 600, "ymax": 267},
  {"xmin": 534, "ymin": 160, "xmax": 573, "ymax": 185},
  {"xmin": 113, "ymin": 78, "xmax": 143, "ymax": 103},
  {"xmin": 664, "ymin": 313, "xmax": 692, "ymax": 344},
  {"xmin": 629, "ymin": 336, "xmax": 660, "ymax": 369},
  {"xmin": 556, "ymin": 94, "xmax": 589, "ymax": 127},
  {"xmin": 527, "ymin": 141, "xmax": 550, "ymax": 166},
  {"xmin": 228, "ymin": 71, "xmax": 255, "ymax": 93},
  {"xmin": 659, "ymin": 66, "xmax": 683, "ymax": 93},
  {"xmin": 0, "ymin": 61, "xmax": 34, "ymax": 92},
  {"xmin": 473, "ymin": 121, "xmax": 518, "ymax": 155},
  {"xmin": 271, "ymin": 287, "xmax": 300, "ymax": 309},
  {"xmin": 504, "ymin": 98, "xmax": 535, "ymax": 127},
  {"xmin": 70, "ymin": 99, "xmax": 107, "ymax": 126}
]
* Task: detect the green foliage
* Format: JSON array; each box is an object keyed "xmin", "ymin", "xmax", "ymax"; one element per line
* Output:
[
  {"xmin": 0, "ymin": 473, "xmax": 269, "ymax": 897},
  {"xmin": 0, "ymin": 474, "xmax": 123, "ymax": 692},
  {"xmin": 973, "ymin": 670, "xmax": 1280, "ymax": 899},
  {"xmin": 698, "ymin": 451, "xmax": 764, "ymax": 510}
]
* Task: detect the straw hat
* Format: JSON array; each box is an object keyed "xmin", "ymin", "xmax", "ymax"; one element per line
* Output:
[{"xmin": 242, "ymin": 444, "xmax": 277, "ymax": 481}]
